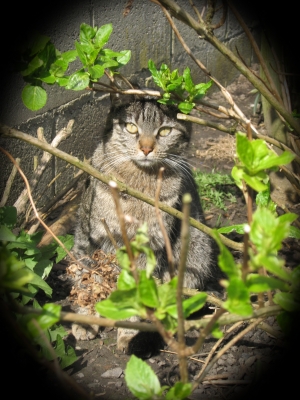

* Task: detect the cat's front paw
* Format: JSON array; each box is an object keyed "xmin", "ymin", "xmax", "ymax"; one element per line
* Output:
[
  {"xmin": 117, "ymin": 316, "xmax": 165, "ymax": 359},
  {"xmin": 71, "ymin": 307, "xmax": 100, "ymax": 341}
]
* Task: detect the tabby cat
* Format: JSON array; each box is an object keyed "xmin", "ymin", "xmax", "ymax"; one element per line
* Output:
[{"xmin": 72, "ymin": 92, "xmax": 224, "ymax": 354}]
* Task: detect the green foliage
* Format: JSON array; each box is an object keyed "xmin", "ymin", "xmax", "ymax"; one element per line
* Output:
[
  {"xmin": 96, "ymin": 224, "xmax": 207, "ymax": 335},
  {"xmin": 125, "ymin": 355, "xmax": 191, "ymax": 400},
  {"xmin": 0, "ymin": 206, "xmax": 77, "ymax": 368},
  {"xmin": 232, "ymin": 132, "xmax": 295, "ymax": 192},
  {"xmin": 18, "ymin": 23, "xmax": 131, "ymax": 110},
  {"xmin": 148, "ymin": 60, "xmax": 212, "ymax": 114},
  {"xmin": 193, "ymin": 170, "xmax": 237, "ymax": 211}
]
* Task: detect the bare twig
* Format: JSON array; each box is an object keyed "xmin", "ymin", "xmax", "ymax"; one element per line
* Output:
[
  {"xmin": 185, "ymin": 304, "xmax": 281, "ymax": 331},
  {"xmin": 0, "ymin": 125, "xmax": 243, "ymax": 251},
  {"xmin": 13, "ymin": 120, "xmax": 74, "ymax": 215},
  {"xmin": 177, "ymin": 113, "xmax": 237, "ymax": 135},
  {"xmin": 227, "ymin": 0, "xmax": 283, "ymax": 105},
  {"xmin": 101, "ymin": 218, "xmax": 119, "ymax": 250},
  {"xmin": 109, "ymin": 181, "xmax": 138, "ymax": 281},
  {"xmin": 0, "ymin": 146, "xmax": 97, "ymax": 274},
  {"xmin": 196, "ymin": 321, "xmax": 244, "ymax": 379},
  {"xmin": 193, "ymin": 317, "xmax": 264, "ymax": 388},
  {"xmin": 155, "ymin": 167, "xmax": 175, "ymax": 278},
  {"xmin": 176, "ymin": 193, "xmax": 192, "ymax": 382},
  {"xmin": 151, "ymin": 0, "xmax": 300, "ymax": 134},
  {"xmin": 189, "ymin": 308, "xmax": 226, "ymax": 355},
  {"xmin": 0, "ymin": 157, "xmax": 20, "ymax": 206}
]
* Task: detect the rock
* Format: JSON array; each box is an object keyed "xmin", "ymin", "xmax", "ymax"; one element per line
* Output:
[
  {"xmin": 101, "ymin": 367, "xmax": 123, "ymax": 378},
  {"xmin": 245, "ymin": 355, "xmax": 256, "ymax": 367}
]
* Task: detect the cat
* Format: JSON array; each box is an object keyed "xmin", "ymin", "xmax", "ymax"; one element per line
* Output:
[{"xmin": 71, "ymin": 91, "xmax": 224, "ymax": 354}]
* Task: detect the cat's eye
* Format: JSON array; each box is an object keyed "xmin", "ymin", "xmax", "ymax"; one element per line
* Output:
[
  {"xmin": 126, "ymin": 123, "xmax": 138, "ymax": 134},
  {"xmin": 159, "ymin": 127, "xmax": 172, "ymax": 137}
]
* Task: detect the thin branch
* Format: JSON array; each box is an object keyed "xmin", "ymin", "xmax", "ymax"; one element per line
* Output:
[
  {"xmin": 0, "ymin": 124, "xmax": 243, "ymax": 252},
  {"xmin": 13, "ymin": 120, "xmax": 74, "ymax": 215},
  {"xmin": 153, "ymin": 0, "xmax": 300, "ymax": 134},
  {"xmin": 152, "ymin": 1, "xmax": 263, "ymax": 141},
  {"xmin": 177, "ymin": 113, "xmax": 238, "ymax": 134},
  {"xmin": 0, "ymin": 157, "xmax": 20, "ymax": 206},
  {"xmin": 155, "ymin": 167, "xmax": 175, "ymax": 278},
  {"xmin": 227, "ymin": 0, "xmax": 283, "ymax": 105},
  {"xmin": 176, "ymin": 193, "xmax": 192, "ymax": 383},
  {"xmin": 189, "ymin": 308, "xmax": 226, "ymax": 355},
  {"xmin": 184, "ymin": 304, "xmax": 281, "ymax": 331},
  {"xmin": 209, "ymin": 0, "xmax": 227, "ymax": 30},
  {"xmin": 196, "ymin": 321, "xmax": 244, "ymax": 379},
  {"xmin": 100, "ymin": 218, "xmax": 119, "ymax": 250},
  {"xmin": 193, "ymin": 317, "xmax": 264, "ymax": 388},
  {"xmin": 109, "ymin": 181, "xmax": 138, "ymax": 281},
  {"xmin": 0, "ymin": 146, "xmax": 97, "ymax": 274}
]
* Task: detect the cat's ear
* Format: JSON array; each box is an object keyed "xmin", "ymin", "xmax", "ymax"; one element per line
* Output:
[{"xmin": 110, "ymin": 91, "xmax": 135, "ymax": 107}]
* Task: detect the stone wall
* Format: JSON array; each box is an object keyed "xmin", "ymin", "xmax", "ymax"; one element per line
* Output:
[{"xmin": 0, "ymin": 0, "xmax": 260, "ymax": 206}]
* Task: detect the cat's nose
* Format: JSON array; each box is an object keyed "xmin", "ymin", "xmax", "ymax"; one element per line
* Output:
[{"xmin": 141, "ymin": 146, "xmax": 153, "ymax": 156}]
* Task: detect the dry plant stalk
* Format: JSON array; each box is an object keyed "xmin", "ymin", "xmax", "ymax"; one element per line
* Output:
[{"xmin": 13, "ymin": 120, "xmax": 74, "ymax": 216}]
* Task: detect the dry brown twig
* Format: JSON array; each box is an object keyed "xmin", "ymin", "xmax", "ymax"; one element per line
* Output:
[
  {"xmin": 154, "ymin": 167, "xmax": 175, "ymax": 278},
  {"xmin": 0, "ymin": 157, "xmax": 20, "ymax": 207},
  {"xmin": 13, "ymin": 120, "xmax": 74, "ymax": 216},
  {"xmin": 0, "ymin": 124, "xmax": 243, "ymax": 252},
  {"xmin": 0, "ymin": 146, "xmax": 99, "ymax": 274}
]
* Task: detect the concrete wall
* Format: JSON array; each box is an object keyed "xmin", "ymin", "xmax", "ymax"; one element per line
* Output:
[{"xmin": 0, "ymin": 0, "xmax": 260, "ymax": 207}]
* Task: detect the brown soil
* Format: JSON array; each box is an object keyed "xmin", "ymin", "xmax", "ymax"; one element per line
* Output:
[{"xmin": 3, "ymin": 72, "xmax": 300, "ymax": 400}]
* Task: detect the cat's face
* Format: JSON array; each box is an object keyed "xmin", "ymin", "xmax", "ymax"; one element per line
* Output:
[{"xmin": 104, "ymin": 99, "xmax": 191, "ymax": 172}]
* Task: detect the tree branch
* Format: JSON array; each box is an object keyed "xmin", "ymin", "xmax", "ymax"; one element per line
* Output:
[{"xmin": 0, "ymin": 124, "xmax": 243, "ymax": 251}]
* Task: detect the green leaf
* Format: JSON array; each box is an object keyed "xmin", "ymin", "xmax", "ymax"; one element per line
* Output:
[
  {"xmin": 212, "ymin": 230, "xmax": 240, "ymax": 278},
  {"xmin": 56, "ymin": 234, "xmax": 74, "ymax": 262},
  {"xmin": 55, "ymin": 335, "xmax": 78, "ymax": 369},
  {"xmin": 289, "ymin": 226, "xmax": 300, "ymax": 239},
  {"xmin": 95, "ymin": 288, "xmax": 141, "ymax": 319},
  {"xmin": 148, "ymin": 59, "xmax": 163, "ymax": 88},
  {"xmin": 246, "ymin": 274, "xmax": 289, "ymax": 292},
  {"xmin": 183, "ymin": 67, "xmax": 194, "ymax": 92},
  {"xmin": 166, "ymin": 382, "xmax": 192, "ymax": 400},
  {"xmin": 94, "ymin": 23, "xmax": 113, "ymax": 48},
  {"xmin": 116, "ymin": 50, "xmax": 131, "ymax": 66},
  {"xmin": 217, "ymin": 224, "xmax": 244, "ymax": 234},
  {"xmin": 276, "ymin": 311, "xmax": 294, "ymax": 335},
  {"xmin": 22, "ymin": 84, "xmax": 47, "ymax": 111},
  {"xmin": 34, "ymin": 259, "xmax": 53, "ymax": 279},
  {"xmin": 66, "ymin": 71, "xmax": 90, "ymax": 91},
  {"xmin": 138, "ymin": 271, "xmax": 159, "ymax": 308},
  {"xmin": 116, "ymin": 247, "xmax": 130, "ymax": 270},
  {"xmin": 273, "ymin": 292, "xmax": 300, "ymax": 312},
  {"xmin": 0, "ymin": 225, "xmax": 16, "ymax": 241},
  {"xmin": 21, "ymin": 55, "xmax": 44, "ymax": 76},
  {"xmin": 117, "ymin": 270, "xmax": 136, "ymax": 290},
  {"xmin": 223, "ymin": 277, "xmax": 252, "ymax": 316},
  {"xmin": 30, "ymin": 272, "xmax": 53, "ymax": 296},
  {"xmin": 28, "ymin": 34, "xmax": 51, "ymax": 56},
  {"xmin": 0, "ymin": 206, "xmax": 17, "ymax": 228},
  {"xmin": 61, "ymin": 49, "xmax": 78, "ymax": 63},
  {"xmin": 125, "ymin": 355, "xmax": 161, "ymax": 399},
  {"xmin": 182, "ymin": 292, "xmax": 207, "ymax": 318},
  {"xmin": 80, "ymin": 23, "xmax": 96, "ymax": 42},
  {"xmin": 49, "ymin": 59, "xmax": 68, "ymax": 77},
  {"xmin": 75, "ymin": 41, "xmax": 88, "ymax": 65},
  {"xmin": 48, "ymin": 324, "xmax": 68, "ymax": 342},
  {"xmin": 253, "ymin": 254, "xmax": 291, "ymax": 282},
  {"xmin": 211, "ymin": 323, "xmax": 224, "ymax": 339},
  {"xmin": 157, "ymin": 277, "xmax": 178, "ymax": 310},
  {"xmin": 88, "ymin": 65, "xmax": 105, "ymax": 80},
  {"xmin": 178, "ymin": 101, "xmax": 194, "ymax": 114}
]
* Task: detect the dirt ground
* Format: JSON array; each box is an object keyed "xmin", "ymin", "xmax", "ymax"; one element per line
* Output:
[{"xmin": 3, "ymin": 71, "xmax": 300, "ymax": 399}]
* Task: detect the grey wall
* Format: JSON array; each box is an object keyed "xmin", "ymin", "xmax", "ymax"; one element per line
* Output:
[{"xmin": 0, "ymin": 0, "xmax": 261, "ymax": 207}]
